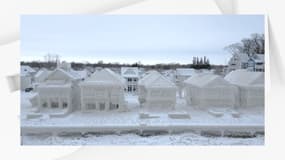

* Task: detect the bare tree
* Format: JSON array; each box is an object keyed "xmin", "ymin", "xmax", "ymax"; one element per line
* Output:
[{"xmin": 225, "ymin": 33, "xmax": 265, "ymax": 57}]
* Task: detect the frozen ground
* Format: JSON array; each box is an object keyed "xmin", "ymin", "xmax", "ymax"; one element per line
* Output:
[
  {"xmin": 21, "ymin": 91, "xmax": 264, "ymax": 145},
  {"xmin": 22, "ymin": 132, "xmax": 264, "ymax": 145}
]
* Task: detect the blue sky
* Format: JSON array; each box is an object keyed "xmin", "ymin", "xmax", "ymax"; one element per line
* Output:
[{"xmin": 21, "ymin": 15, "xmax": 264, "ymax": 65}]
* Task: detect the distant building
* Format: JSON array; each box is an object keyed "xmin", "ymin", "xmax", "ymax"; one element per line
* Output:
[
  {"xmin": 227, "ymin": 53, "xmax": 264, "ymax": 73},
  {"xmin": 58, "ymin": 61, "xmax": 88, "ymax": 81},
  {"xmin": 20, "ymin": 65, "xmax": 36, "ymax": 90},
  {"xmin": 121, "ymin": 67, "xmax": 139, "ymax": 94},
  {"xmin": 247, "ymin": 55, "xmax": 265, "ymax": 72},
  {"xmin": 21, "ymin": 65, "xmax": 36, "ymax": 76},
  {"xmin": 175, "ymin": 68, "xmax": 198, "ymax": 98}
]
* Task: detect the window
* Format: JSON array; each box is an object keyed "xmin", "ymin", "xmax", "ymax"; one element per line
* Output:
[
  {"xmin": 42, "ymin": 101, "xmax": 47, "ymax": 108},
  {"xmin": 62, "ymin": 102, "xmax": 68, "ymax": 108},
  {"xmin": 51, "ymin": 101, "xmax": 59, "ymax": 108},
  {"xmin": 128, "ymin": 78, "xmax": 132, "ymax": 82},
  {"xmin": 134, "ymin": 78, "xmax": 137, "ymax": 82},
  {"xmin": 128, "ymin": 86, "xmax": 132, "ymax": 92},
  {"xmin": 99, "ymin": 103, "xmax": 105, "ymax": 110},
  {"xmin": 86, "ymin": 103, "xmax": 96, "ymax": 110},
  {"xmin": 110, "ymin": 103, "xmax": 118, "ymax": 110}
]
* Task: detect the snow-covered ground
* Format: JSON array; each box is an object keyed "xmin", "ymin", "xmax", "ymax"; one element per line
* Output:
[
  {"xmin": 22, "ymin": 132, "xmax": 264, "ymax": 145},
  {"xmin": 21, "ymin": 91, "xmax": 264, "ymax": 145}
]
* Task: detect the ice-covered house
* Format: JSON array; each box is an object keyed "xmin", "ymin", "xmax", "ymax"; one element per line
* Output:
[
  {"xmin": 36, "ymin": 68, "xmax": 80, "ymax": 113},
  {"xmin": 247, "ymin": 54, "xmax": 264, "ymax": 72},
  {"xmin": 20, "ymin": 72, "xmax": 32, "ymax": 90},
  {"xmin": 34, "ymin": 68, "xmax": 50, "ymax": 83},
  {"xmin": 227, "ymin": 53, "xmax": 264, "ymax": 73},
  {"xmin": 227, "ymin": 53, "xmax": 250, "ymax": 73},
  {"xmin": 20, "ymin": 65, "xmax": 36, "ymax": 90},
  {"xmin": 184, "ymin": 74, "xmax": 238, "ymax": 108},
  {"xmin": 175, "ymin": 68, "xmax": 197, "ymax": 98},
  {"xmin": 79, "ymin": 68, "xmax": 127, "ymax": 111},
  {"xmin": 138, "ymin": 71, "xmax": 177, "ymax": 110},
  {"xmin": 224, "ymin": 69, "xmax": 264, "ymax": 108},
  {"xmin": 121, "ymin": 67, "xmax": 139, "ymax": 93},
  {"xmin": 21, "ymin": 65, "xmax": 36, "ymax": 76}
]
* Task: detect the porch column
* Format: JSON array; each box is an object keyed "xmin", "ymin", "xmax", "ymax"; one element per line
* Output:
[
  {"xmin": 59, "ymin": 97, "xmax": 63, "ymax": 109},
  {"xmin": 47, "ymin": 97, "xmax": 51, "ymax": 109},
  {"xmin": 105, "ymin": 100, "xmax": 110, "ymax": 111},
  {"xmin": 68, "ymin": 97, "xmax": 72, "ymax": 112}
]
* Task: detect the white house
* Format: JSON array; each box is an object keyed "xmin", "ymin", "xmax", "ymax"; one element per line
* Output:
[
  {"xmin": 175, "ymin": 68, "xmax": 198, "ymax": 98},
  {"xmin": 224, "ymin": 69, "xmax": 264, "ymax": 108},
  {"xmin": 20, "ymin": 65, "xmax": 36, "ymax": 90},
  {"xmin": 121, "ymin": 67, "xmax": 139, "ymax": 93},
  {"xmin": 138, "ymin": 71, "xmax": 177, "ymax": 110},
  {"xmin": 227, "ymin": 53, "xmax": 264, "ymax": 73},
  {"xmin": 20, "ymin": 72, "xmax": 32, "ymax": 90},
  {"xmin": 21, "ymin": 65, "xmax": 36, "ymax": 76},
  {"xmin": 227, "ymin": 53, "xmax": 249, "ymax": 72},
  {"xmin": 79, "ymin": 68, "xmax": 127, "ymax": 112},
  {"xmin": 247, "ymin": 54, "xmax": 265, "ymax": 72},
  {"xmin": 36, "ymin": 68, "xmax": 80, "ymax": 113},
  {"xmin": 184, "ymin": 74, "xmax": 238, "ymax": 108}
]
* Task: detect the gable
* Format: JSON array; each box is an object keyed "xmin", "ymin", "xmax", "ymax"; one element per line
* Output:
[
  {"xmin": 140, "ymin": 71, "xmax": 176, "ymax": 88},
  {"xmin": 124, "ymin": 69, "xmax": 136, "ymax": 75},
  {"xmin": 86, "ymin": 69, "xmax": 125, "ymax": 86},
  {"xmin": 184, "ymin": 74, "xmax": 229, "ymax": 87},
  {"xmin": 45, "ymin": 69, "xmax": 75, "ymax": 82},
  {"xmin": 121, "ymin": 67, "xmax": 139, "ymax": 77},
  {"xmin": 224, "ymin": 70, "xmax": 264, "ymax": 85},
  {"xmin": 148, "ymin": 76, "xmax": 176, "ymax": 88}
]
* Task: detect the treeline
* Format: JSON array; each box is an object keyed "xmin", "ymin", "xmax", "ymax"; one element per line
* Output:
[{"xmin": 21, "ymin": 58, "xmax": 212, "ymax": 71}]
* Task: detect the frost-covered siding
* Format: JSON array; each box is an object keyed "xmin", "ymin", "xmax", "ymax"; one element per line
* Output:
[
  {"xmin": 80, "ymin": 69, "xmax": 126, "ymax": 111},
  {"xmin": 138, "ymin": 71, "xmax": 177, "ymax": 110},
  {"xmin": 184, "ymin": 74, "xmax": 238, "ymax": 108},
  {"xmin": 36, "ymin": 68, "xmax": 78, "ymax": 113},
  {"xmin": 121, "ymin": 67, "xmax": 139, "ymax": 93},
  {"xmin": 225, "ymin": 70, "xmax": 264, "ymax": 108}
]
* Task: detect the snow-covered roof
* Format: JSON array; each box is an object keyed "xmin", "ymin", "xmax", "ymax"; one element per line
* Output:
[
  {"xmin": 184, "ymin": 73, "xmax": 230, "ymax": 87},
  {"xmin": 224, "ymin": 69, "xmax": 264, "ymax": 86},
  {"xmin": 139, "ymin": 70, "xmax": 176, "ymax": 88},
  {"xmin": 82, "ymin": 68, "xmax": 126, "ymax": 86},
  {"xmin": 34, "ymin": 68, "xmax": 50, "ymax": 78},
  {"xmin": 43, "ymin": 68, "xmax": 76, "ymax": 82},
  {"xmin": 176, "ymin": 68, "xmax": 197, "ymax": 76},
  {"xmin": 252, "ymin": 54, "xmax": 264, "ymax": 63},
  {"xmin": 70, "ymin": 69, "xmax": 88, "ymax": 80},
  {"xmin": 121, "ymin": 67, "xmax": 139, "ymax": 78},
  {"xmin": 21, "ymin": 65, "xmax": 36, "ymax": 76}
]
